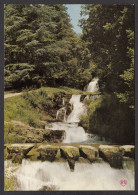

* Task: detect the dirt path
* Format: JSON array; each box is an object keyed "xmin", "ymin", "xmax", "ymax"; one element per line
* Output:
[{"xmin": 4, "ymin": 92, "xmax": 22, "ymax": 99}]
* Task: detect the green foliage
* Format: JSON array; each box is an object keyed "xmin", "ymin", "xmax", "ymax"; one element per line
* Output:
[
  {"xmin": 80, "ymin": 4, "xmax": 134, "ymax": 108},
  {"xmin": 79, "ymin": 114, "xmax": 89, "ymax": 131},
  {"xmin": 5, "ymin": 4, "xmax": 92, "ymax": 90},
  {"xmin": 80, "ymin": 94, "xmax": 134, "ymax": 144},
  {"xmin": 5, "ymin": 63, "xmax": 35, "ymax": 89}
]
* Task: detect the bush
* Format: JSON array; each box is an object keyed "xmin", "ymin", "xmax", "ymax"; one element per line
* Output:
[
  {"xmin": 79, "ymin": 93, "xmax": 134, "ymax": 144},
  {"xmin": 79, "ymin": 114, "xmax": 89, "ymax": 131}
]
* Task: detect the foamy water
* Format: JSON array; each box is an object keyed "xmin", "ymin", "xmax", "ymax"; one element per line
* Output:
[
  {"xmin": 5, "ymin": 78, "xmax": 135, "ymax": 191},
  {"xmin": 67, "ymin": 95, "xmax": 87, "ymax": 123},
  {"xmin": 45, "ymin": 122, "xmax": 88, "ymax": 143},
  {"xmin": 5, "ymin": 159, "xmax": 134, "ymax": 191},
  {"xmin": 86, "ymin": 77, "xmax": 99, "ymax": 92}
]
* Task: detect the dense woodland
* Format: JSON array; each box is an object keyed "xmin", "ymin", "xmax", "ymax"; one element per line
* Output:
[{"xmin": 4, "ymin": 4, "xmax": 135, "ymax": 144}]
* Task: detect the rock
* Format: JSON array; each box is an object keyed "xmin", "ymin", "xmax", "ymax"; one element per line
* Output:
[
  {"xmin": 7, "ymin": 144, "xmax": 34, "ymax": 156},
  {"xmin": 25, "ymin": 129, "xmax": 65, "ymax": 143},
  {"xmin": 56, "ymin": 107, "xmax": 66, "ymax": 121},
  {"xmin": 37, "ymin": 145, "xmax": 61, "ymax": 161},
  {"xmin": 78, "ymin": 157, "xmax": 90, "ymax": 164},
  {"xmin": 12, "ymin": 153, "xmax": 24, "ymax": 164},
  {"xmin": 67, "ymin": 159, "xmax": 75, "ymax": 171},
  {"xmin": 120, "ymin": 145, "xmax": 135, "ymax": 159},
  {"xmin": 66, "ymin": 103, "xmax": 72, "ymax": 116},
  {"xmin": 27, "ymin": 148, "xmax": 40, "ymax": 161},
  {"xmin": 60, "ymin": 146, "xmax": 80, "ymax": 171},
  {"xmin": 6, "ymin": 144, "xmax": 34, "ymax": 163},
  {"xmin": 80, "ymin": 95, "xmax": 87, "ymax": 102},
  {"xmin": 43, "ymin": 130, "xmax": 65, "ymax": 143},
  {"xmin": 60, "ymin": 146, "xmax": 80, "ymax": 160},
  {"xmin": 99, "ymin": 145, "xmax": 123, "ymax": 169},
  {"xmin": 79, "ymin": 145, "xmax": 99, "ymax": 162}
]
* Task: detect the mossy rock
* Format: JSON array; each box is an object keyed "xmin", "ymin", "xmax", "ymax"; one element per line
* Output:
[
  {"xmin": 120, "ymin": 145, "xmax": 135, "ymax": 159},
  {"xmin": 27, "ymin": 148, "xmax": 40, "ymax": 161},
  {"xmin": 7, "ymin": 144, "xmax": 34, "ymax": 156},
  {"xmin": 37, "ymin": 145, "xmax": 61, "ymax": 162},
  {"xmin": 99, "ymin": 145, "xmax": 123, "ymax": 169},
  {"xmin": 60, "ymin": 146, "xmax": 80, "ymax": 160},
  {"xmin": 79, "ymin": 145, "xmax": 99, "ymax": 162},
  {"xmin": 12, "ymin": 153, "xmax": 24, "ymax": 164}
]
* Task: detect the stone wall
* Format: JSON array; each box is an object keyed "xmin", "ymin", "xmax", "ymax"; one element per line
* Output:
[{"xmin": 5, "ymin": 144, "xmax": 135, "ymax": 171}]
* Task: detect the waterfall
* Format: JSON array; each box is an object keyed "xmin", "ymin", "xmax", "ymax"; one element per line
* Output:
[
  {"xmin": 67, "ymin": 95, "xmax": 86, "ymax": 123},
  {"xmin": 46, "ymin": 122, "xmax": 88, "ymax": 143},
  {"xmin": 86, "ymin": 77, "xmax": 99, "ymax": 92},
  {"xmin": 5, "ymin": 78, "xmax": 134, "ymax": 191},
  {"xmin": 45, "ymin": 78, "xmax": 107, "ymax": 143},
  {"xmin": 6, "ymin": 159, "xmax": 134, "ymax": 191}
]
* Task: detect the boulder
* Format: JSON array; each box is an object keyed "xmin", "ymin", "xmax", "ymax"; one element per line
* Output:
[
  {"xmin": 27, "ymin": 148, "xmax": 40, "ymax": 161},
  {"xmin": 43, "ymin": 130, "xmax": 65, "ymax": 143},
  {"xmin": 66, "ymin": 103, "xmax": 72, "ymax": 116},
  {"xmin": 120, "ymin": 145, "xmax": 135, "ymax": 159},
  {"xmin": 79, "ymin": 145, "xmax": 99, "ymax": 162},
  {"xmin": 60, "ymin": 146, "xmax": 80, "ymax": 171},
  {"xmin": 60, "ymin": 146, "xmax": 80, "ymax": 160},
  {"xmin": 99, "ymin": 145, "xmax": 123, "ymax": 169},
  {"xmin": 11, "ymin": 153, "xmax": 24, "ymax": 164},
  {"xmin": 56, "ymin": 107, "xmax": 66, "ymax": 121},
  {"xmin": 37, "ymin": 145, "xmax": 61, "ymax": 162},
  {"xmin": 6, "ymin": 144, "xmax": 34, "ymax": 163},
  {"xmin": 7, "ymin": 144, "xmax": 34, "ymax": 156},
  {"xmin": 25, "ymin": 129, "xmax": 65, "ymax": 143}
]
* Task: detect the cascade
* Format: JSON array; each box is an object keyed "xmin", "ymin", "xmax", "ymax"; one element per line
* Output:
[
  {"xmin": 86, "ymin": 77, "xmax": 99, "ymax": 92},
  {"xmin": 5, "ymin": 159, "xmax": 134, "ymax": 191},
  {"xmin": 5, "ymin": 77, "xmax": 134, "ymax": 191},
  {"xmin": 46, "ymin": 78, "xmax": 108, "ymax": 144},
  {"xmin": 67, "ymin": 95, "xmax": 87, "ymax": 123}
]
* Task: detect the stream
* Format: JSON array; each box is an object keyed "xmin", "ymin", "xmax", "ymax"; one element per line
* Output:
[{"xmin": 5, "ymin": 78, "xmax": 135, "ymax": 191}]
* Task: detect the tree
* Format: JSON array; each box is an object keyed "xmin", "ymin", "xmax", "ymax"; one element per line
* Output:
[{"xmin": 80, "ymin": 4, "xmax": 134, "ymax": 108}]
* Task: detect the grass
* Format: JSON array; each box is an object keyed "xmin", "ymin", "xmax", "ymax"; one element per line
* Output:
[
  {"xmin": 4, "ymin": 86, "xmax": 101, "ymax": 144},
  {"xmin": 4, "ymin": 86, "xmax": 101, "ymax": 126},
  {"xmin": 4, "ymin": 86, "xmax": 84, "ymax": 144},
  {"xmin": 5, "ymin": 95, "xmax": 44, "ymax": 127}
]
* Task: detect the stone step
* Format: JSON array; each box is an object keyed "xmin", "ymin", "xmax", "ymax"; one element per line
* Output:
[{"xmin": 5, "ymin": 144, "xmax": 135, "ymax": 171}]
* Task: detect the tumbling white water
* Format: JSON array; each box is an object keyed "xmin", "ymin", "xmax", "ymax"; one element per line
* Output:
[
  {"xmin": 45, "ymin": 122, "xmax": 88, "ymax": 143},
  {"xmin": 86, "ymin": 77, "xmax": 99, "ymax": 92},
  {"xmin": 67, "ymin": 95, "xmax": 86, "ymax": 123},
  {"xmin": 5, "ymin": 159, "xmax": 134, "ymax": 191},
  {"xmin": 4, "ymin": 77, "xmax": 135, "ymax": 191},
  {"xmin": 46, "ymin": 79, "xmax": 106, "ymax": 143}
]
